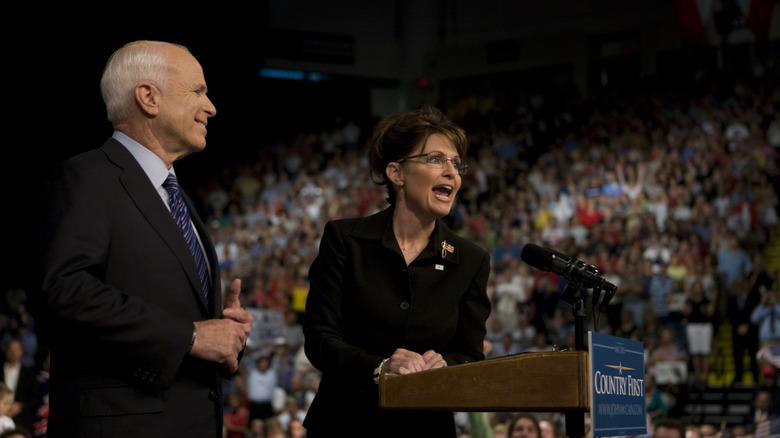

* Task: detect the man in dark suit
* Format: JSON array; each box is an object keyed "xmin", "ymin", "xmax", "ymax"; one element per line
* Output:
[
  {"xmin": 24, "ymin": 41, "xmax": 253, "ymax": 438},
  {"xmin": 728, "ymin": 276, "xmax": 761, "ymax": 385}
]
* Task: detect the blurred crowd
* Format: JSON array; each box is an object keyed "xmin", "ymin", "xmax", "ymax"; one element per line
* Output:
[{"xmin": 3, "ymin": 59, "xmax": 780, "ymax": 437}]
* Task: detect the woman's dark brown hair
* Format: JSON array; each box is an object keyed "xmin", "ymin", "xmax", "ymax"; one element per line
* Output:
[{"xmin": 367, "ymin": 104, "xmax": 468, "ymax": 205}]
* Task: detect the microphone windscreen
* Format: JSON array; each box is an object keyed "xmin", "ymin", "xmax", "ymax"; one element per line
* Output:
[{"xmin": 520, "ymin": 243, "xmax": 554, "ymax": 271}]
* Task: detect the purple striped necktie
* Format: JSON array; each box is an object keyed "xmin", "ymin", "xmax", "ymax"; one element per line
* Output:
[{"xmin": 163, "ymin": 173, "xmax": 211, "ymax": 305}]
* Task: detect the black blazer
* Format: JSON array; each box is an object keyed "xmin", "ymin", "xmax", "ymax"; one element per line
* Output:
[
  {"xmin": 728, "ymin": 289, "xmax": 761, "ymax": 337},
  {"xmin": 303, "ymin": 207, "xmax": 492, "ymax": 436},
  {"xmin": 25, "ymin": 138, "xmax": 223, "ymax": 438}
]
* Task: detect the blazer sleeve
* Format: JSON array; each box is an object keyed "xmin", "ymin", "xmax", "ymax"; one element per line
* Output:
[{"xmin": 303, "ymin": 220, "xmax": 382, "ymax": 380}]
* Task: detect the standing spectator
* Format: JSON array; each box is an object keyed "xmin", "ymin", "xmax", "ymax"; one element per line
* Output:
[
  {"xmin": 528, "ymin": 274, "xmax": 561, "ymax": 335},
  {"xmin": 745, "ymin": 389, "xmax": 773, "ymax": 434},
  {"xmin": 0, "ymin": 383, "xmax": 15, "ymax": 434},
  {"xmin": 614, "ymin": 308, "xmax": 639, "ymax": 340},
  {"xmin": 575, "ymin": 196, "xmax": 602, "ymax": 228},
  {"xmin": 0, "ymin": 340, "xmax": 35, "ymax": 432},
  {"xmin": 645, "ymin": 374, "xmax": 669, "ymax": 423},
  {"xmin": 620, "ymin": 258, "xmax": 648, "ymax": 329},
  {"xmin": 643, "ymin": 233, "xmax": 672, "ymax": 265},
  {"xmin": 638, "ymin": 310, "xmax": 663, "ymax": 354},
  {"xmin": 223, "ymin": 391, "xmax": 249, "ymax": 438},
  {"xmin": 717, "ymin": 234, "xmax": 753, "ymax": 288},
  {"xmin": 540, "ymin": 217, "xmax": 568, "ymax": 248},
  {"xmin": 0, "ymin": 312, "xmax": 37, "ymax": 370},
  {"xmin": 493, "ymin": 230, "xmax": 523, "ymax": 274},
  {"xmin": 231, "ymin": 165, "xmax": 263, "ymax": 211},
  {"xmin": 648, "ymin": 262, "xmax": 678, "ymax": 331},
  {"xmin": 601, "ymin": 171, "xmax": 623, "ymax": 200},
  {"xmin": 751, "ymin": 290, "xmax": 780, "ymax": 350},
  {"xmin": 727, "ymin": 277, "xmax": 761, "ymax": 385},
  {"xmin": 646, "ymin": 326, "xmax": 689, "ymax": 380},
  {"xmin": 525, "ymin": 333, "xmax": 553, "ymax": 353},
  {"xmin": 276, "ymin": 395, "xmax": 306, "ymax": 433},
  {"xmin": 681, "ymin": 280, "xmax": 716, "ymax": 383},
  {"xmin": 749, "ymin": 253, "xmax": 778, "ymax": 301},
  {"xmin": 513, "ymin": 313, "xmax": 538, "ymax": 353},
  {"xmin": 494, "ymin": 260, "xmax": 532, "ymax": 332},
  {"xmin": 666, "ymin": 252, "xmax": 690, "ymax": 287},
  {"xmin": 245, "ymin": 355, "xmax": 278, "ymax": 425},
  {"xmin": 341, "ymin": 115, "xmax": 361, "ymax": 151},
  {"xmin": 489, "ymin": 330, "xmax": 523, "ymax": 359}
]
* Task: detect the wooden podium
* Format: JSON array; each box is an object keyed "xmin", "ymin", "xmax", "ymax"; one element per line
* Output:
[{"xmin": 379, "ymin": 350, "xmax": 590, "ymax": 412}]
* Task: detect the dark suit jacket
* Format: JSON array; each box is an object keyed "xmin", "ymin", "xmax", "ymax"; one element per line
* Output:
[
  {"xmin": 25, "ymin": 138, "xmax": 223, "ymax": 438},
  {"xmin": 728, "ymin": 290, "xmax": 761, "ymax": 340},
  {"xmin": 303, "ymin": 207, "xmax": 492, "ymax": 436}
]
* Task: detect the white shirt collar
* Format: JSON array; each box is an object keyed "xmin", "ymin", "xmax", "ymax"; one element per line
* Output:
[{"xmin": 112, "ymin": 131, "xmax": 173, "ymax": 189}]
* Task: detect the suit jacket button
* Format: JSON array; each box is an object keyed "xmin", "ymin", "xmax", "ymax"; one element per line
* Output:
[
  {"xmin": 400, "ymin": 301, "xmax": 410, "ymax": 310},
  {"xmin": 208, "ymin": 390, "xmax": 220, "ymax": 401}
]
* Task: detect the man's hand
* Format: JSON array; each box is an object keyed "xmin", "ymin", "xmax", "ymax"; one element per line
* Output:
[{"xmin": 189, "ymin": 278, "xmax": 254, "ymax": 373}]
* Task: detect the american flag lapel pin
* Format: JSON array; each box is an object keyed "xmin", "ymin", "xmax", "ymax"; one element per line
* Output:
[{"xmin": 441, "ymin": 240, "xmax": 455, "ymax": 259}]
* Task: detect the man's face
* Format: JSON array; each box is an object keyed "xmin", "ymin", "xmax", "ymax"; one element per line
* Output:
[{"xmin": 154, "ymin": 46, "xmax": 217, "ymax": 159}]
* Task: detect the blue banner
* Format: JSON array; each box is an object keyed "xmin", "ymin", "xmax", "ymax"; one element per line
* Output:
[{"xmin": 589, "ymin": 331, "xmax": 647, "ymax": 437}]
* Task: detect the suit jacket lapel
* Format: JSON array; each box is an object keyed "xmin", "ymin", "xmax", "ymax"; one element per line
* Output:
[{"xmin": 101, "ymin": 139, "xmax": 214, "ymax": 314}]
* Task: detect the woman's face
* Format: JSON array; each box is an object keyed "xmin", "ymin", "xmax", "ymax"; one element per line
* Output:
[
  {"xmin": 398, "ymin": 133, "xmax": 462, "ymax": 220},
  {"xmin": 510, "ymin": 417, "xmax": 540, "ymax": 438}
]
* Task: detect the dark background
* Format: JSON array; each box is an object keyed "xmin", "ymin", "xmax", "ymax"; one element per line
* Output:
[
  {"xmin": 8, "ymin": 13, "xmax": 277, "ymax": 290},
  {"xmin": 8, "ymin": 6, "xmax": 393, "ymax": 291},
  {"xmin": 7, "ymin": 4, "xmax": 778, "ymax": 291}
]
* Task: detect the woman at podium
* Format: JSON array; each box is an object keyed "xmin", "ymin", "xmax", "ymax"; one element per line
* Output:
[{"xmin": 302, "ymin": 105, "xmax": 492, "ymax": 436}]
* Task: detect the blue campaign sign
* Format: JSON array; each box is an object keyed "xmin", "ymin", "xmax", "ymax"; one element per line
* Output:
[{"xmin": 589, "ymin": 331, "xmax": 647, "ymax": 437}]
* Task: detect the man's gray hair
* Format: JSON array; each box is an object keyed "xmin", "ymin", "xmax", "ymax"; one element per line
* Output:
[{"xmin": 100, "ymin": 41, "xmax": 189, "ymax": 125}]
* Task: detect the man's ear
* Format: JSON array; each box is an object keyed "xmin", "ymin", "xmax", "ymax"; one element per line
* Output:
[
  {"xmin": 386, "ymin": 162, "xmax": 404, "ymax": 187},
  {"xmin": 135, "ymin": 81, "xmax": 159, "ymax": 117}
]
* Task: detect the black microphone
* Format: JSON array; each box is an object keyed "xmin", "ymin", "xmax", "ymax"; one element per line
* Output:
[{"xmin": 520, "ymin": 243, "xmax": 617, "ymax": 308}]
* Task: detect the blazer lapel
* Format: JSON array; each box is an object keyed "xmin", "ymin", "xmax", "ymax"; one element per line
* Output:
[
  {"xmin": 101, "ymin": 139, "xmax": 213, "ymax": 314},
  {"xmin": 350, "ymin": 207, "xmax": 462, "ymax": 264}
]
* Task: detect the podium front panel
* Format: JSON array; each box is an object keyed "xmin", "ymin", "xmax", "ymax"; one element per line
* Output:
[{"xmin": 379, "ymin": 350, "xmax": 590, "ymax": 412}]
